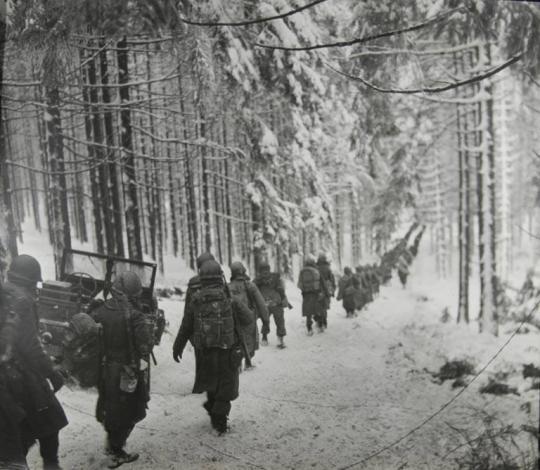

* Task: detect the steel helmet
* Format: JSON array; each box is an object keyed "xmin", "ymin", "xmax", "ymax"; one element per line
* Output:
[
  {"xmin": 112, "ymin": 271, "xmax": 143, "ymax": 299},
  {"xmin": 230, "ymin": 261, "xmax": 246, "ymax": 278},
  {"xmin": 7, "ymin": 255, "xmax": 43, "ymax": 285},
  {"xmin": 196, "ymin": 252, "xmax": 215, "ymax": 270},
  {"xmin": 199, "ymin": 260, "xmax": 224, "ymax": 285}
]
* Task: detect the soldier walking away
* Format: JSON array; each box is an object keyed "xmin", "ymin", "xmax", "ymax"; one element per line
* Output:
[
  {"xmin": 91, "ymin": 271, "xmax": 152, "ymax": 468},
  {"xmin": 337, "ymin": 267, "xmax": 358, "ymax": 318},
  {"xmin": 316, "ymin": 254, "xmax": 335, "ymax": 330},
  {"xmin": 396, "ymin": 253, "xmax": 410, "ymax": 288},
  {"xmin": 172, "ymin": 260, "xmax": 252, "ymax": 435},
  {"xmin": 297, "ymin": 256, "xmax": 324, "ymax": 335},
  {"xmin": 228, "ymin": 261, "xmax": 270, "ymax": 369},
  {"xmin": 0, "ymin": 255, "xmax": 68, "ymax": 470},
  {"xmin": 254, "ymin": 262, "xmax": 291, "ymax": 349}
]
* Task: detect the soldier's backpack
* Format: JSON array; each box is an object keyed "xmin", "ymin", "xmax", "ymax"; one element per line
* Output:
[
  {"xmin": 191, "ymin": 287, "xmax": 235, "ymax": 349},
  {"xmin": 63, "ymin": 312, "xmax": 101, "ymax": 388},
  {"xmin": 299, "ymin": 268, "xmax": 320, "ymax": 294},
  {"xmin": 256, "ymin": 273, "xmax": 283, "ymax": 308}
]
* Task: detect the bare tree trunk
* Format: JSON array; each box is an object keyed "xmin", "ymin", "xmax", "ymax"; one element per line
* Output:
[
  {"xmin": 80, "ymin": 47, "xmax": 104, "ymax": 252},
  {"xmin": 117, "ymin": 37, "xmax": 143, "ymax": 260},
  {"xmin": 100, "ymin": 42, "xmax": 125, "ymax": 256},
  {"xmin": 0, "ymin": 15, "xmax": 18, "ymax": 266},
  {"xmin": 44, "ymin": 84, "xmax": 72, "ymax": 274}
]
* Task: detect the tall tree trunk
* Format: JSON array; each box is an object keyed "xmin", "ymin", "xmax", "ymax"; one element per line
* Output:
[
  {"xmin": 81, "ymin": 48, "xmax": 104, "ymax": 253},
  {"xmin": 100, "ymin": 42, "xmax": 125, "ymax": 256},
  {"xmin": 178, "ymin": 74, "xmax": 198, "ymax": 268},
  {"xmin": 87, "ymin": 49, "xmax": 115, "ymax": 253},
  {"xmin": 117, "ymin": 37, "xmax": 143, "ymax": 260},
  {"xmin": 0, "ymin": 14, "xmax": 18, "ymax": 267},
  {"xmin": 199, "ymin": 109, "xmax": 212, "ymax": 252},
  {"xmin": 44, "ymin": 84, "xmax": 72, "ymax": 274},
  {"xmin": 474, "ymin": 45, "xmax": 498, "ymax": 335}
]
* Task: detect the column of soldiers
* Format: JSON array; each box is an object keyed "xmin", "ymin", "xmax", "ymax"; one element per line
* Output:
[
  {"xmin": 336, "ymin": 228, "xmax": 424, "ymax": 318},
  {"xmin": 1, "ymin": 239, "xmax": 419, "ymax": 469}
]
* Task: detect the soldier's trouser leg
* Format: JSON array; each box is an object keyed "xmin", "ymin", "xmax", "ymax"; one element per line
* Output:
[
  {"xmin": 39, "ymin": 432, "xmax": 59, "ymax": 467},
  {"xmin": 271, "ymin": 308, "xmax": 286, "ymax": 337},
  {"xmin": 107, "ymin": 424, "xmax": 134, "ymax": 452},
  {"xmin": 0, "ymin": 409, "xmax": 28, "ymax": 468},
  {"xmin": 207, "ymin": 391, "xmax": 231, "ymax": 416},
  {"xmin": 305, "ymin": 313, "xmax": 313, "ymax": 332}
]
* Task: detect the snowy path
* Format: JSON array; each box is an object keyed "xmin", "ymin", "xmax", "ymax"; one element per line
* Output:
[{"xmin": 29, "ymin": 275, "xmax": 539, "ymax": 470}]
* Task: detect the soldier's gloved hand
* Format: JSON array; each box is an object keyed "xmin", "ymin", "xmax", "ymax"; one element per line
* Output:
[
  {"xmin": 172, "ymin": 348, "xmax": 182, "ymax": 363},
  {"xmin": 49, "ymin": 369, "xmax": 64, "ymax": 393}
]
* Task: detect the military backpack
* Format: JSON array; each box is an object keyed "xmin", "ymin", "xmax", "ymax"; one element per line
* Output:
[{"xmin": 191, "ymin": 287, "xmax": 235, "ymax": 349}]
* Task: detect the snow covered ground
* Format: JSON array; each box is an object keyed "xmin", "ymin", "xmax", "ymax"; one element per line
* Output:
[{"xmin": 26, "ymin": 250, "xmax": 539, "ymax": 470}]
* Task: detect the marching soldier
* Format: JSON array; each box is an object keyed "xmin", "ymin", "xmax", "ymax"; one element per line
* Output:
[
  {"xmin": 228, "ymin": 261, "xmax": 270, "ymax": 368},
  {"xmin": 1, "ymin": 255, "xmax": 67, "ymax": 470},
  {"xmin": 254, "ymin": 262, "xmax": 291, "ymax": 349},
  {"xmin": 91, "ymin": 271, "xmax": 152, "ymax": 468},
  {"xmin": 297, "ymin": 256, "xmax": 325, "ymax": 335},
  {"xmin": 173, "ymin": 260, "xmax": 252, "ymax": 434},
  {"xmin": 316, "ymin": 254, "xmax": 335, "ymax": 330}
]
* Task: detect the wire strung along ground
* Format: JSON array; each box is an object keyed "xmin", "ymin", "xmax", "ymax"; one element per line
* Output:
[{"xmin": 337, "ymin": 299, "xmax": 540, "ymax": 470}]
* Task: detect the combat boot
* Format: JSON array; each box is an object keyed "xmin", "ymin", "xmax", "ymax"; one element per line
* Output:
[
  {"xmin": 277, "ymin": 336, "xmax": 286, "ymax": 349},
  {"xmin": 211, "ymin": 414, "xmax": 229, "ymax": 435},
  {"xmin": 107, "ymin": 450, "xmax": 139, "ymax": 468}
]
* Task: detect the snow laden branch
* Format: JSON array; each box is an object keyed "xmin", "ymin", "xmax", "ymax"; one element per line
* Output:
[
  {"xmin": 326, "ymin": 52, "xmax": 523, "ymax": 94},
  {"xmin": 255, "ymin": 7, "xmax": 463, "ymax": 51},
  {"xmin": 178, "ymin": 0, "xmax": 329, "ymax": 27}
]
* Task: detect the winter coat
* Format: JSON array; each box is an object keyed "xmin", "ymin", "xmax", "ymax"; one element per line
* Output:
[
  {"xmin": 254, "ymin": 272, "xmax": 289, "ymax": 312},
  {"xmin": 396, "ymin": 256, "xmax": 409, "ymax": 275},
  {"xmin": 173, "ymin": 284, "xmax": 252, "ymax": 399},
  {"xmin": 317, "ymin": 261, "xmax": 336, "ymax": 300},
  {"xmin": 337, "ymin": 274, "xmax": 357, "ymax": 311},
  {"xmin": 228, "ymin": 275, "xmax": 269, "ymax": 357},
  {"xmin": 297, "ymin": 266, "xmax": 324, "ymax": 318},
  {"xmin": 91, "ymin": 297, "xmax": 152, "ymax": 430},
  {"xmin": 0, "ymin": 281, "xmax": 68, "ymax": 440}
]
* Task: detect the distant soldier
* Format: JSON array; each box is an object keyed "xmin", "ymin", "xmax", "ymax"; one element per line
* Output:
[
  {"xmin": 173, "ymin": 260, "xmax": 252, "ymax": 434},
  {"xmin": 316, "ymin": 254, "xmax": 335, "ymax": 329},
  {"xmin": 396, "ymin": 253, "xmax": 410, "ymax": 288},
  {"xmin": 228, "ymin": 261, "xmax": 270, "ymax": 368},
  {"xmin": 517, "ymin": 269, "xmax": 536, "ymax": 304},
  {"xmin": 91, "ymin": 271, "xmax": 152, "ymax": 468},
  {"xmin": 254, "ymin": 262, "xmax": 291, "ymax": 349},
  {"xmin": 336, "ymin": 267, "xmax": 358, "ymax": 318},
  {"xmin": 297, "ymin": 256, "xmax": 324, "ymax": 335},
  {"xmin": 1, "ymin": 255, "xmax": 67, "ymax": 470}
]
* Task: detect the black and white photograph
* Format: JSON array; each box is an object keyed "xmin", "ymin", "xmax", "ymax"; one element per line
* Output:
[{"xmin": 0, "ymin": 0, "xmax": 539, "ymax": 468}]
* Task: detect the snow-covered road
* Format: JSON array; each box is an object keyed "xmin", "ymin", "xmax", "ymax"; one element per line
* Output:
[{"xmin": 29, "ymin": 272, "xmax": 539, "ymax": 470}]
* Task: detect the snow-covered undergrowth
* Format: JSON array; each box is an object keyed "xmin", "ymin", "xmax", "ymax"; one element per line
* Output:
[{"xmin": 24, "ymin": 247, "xmax": 538, "ymax": 469}]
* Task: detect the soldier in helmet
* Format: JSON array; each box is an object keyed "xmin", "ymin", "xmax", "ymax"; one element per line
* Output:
[
  {"xmin": 228, "ymin": 261, "xmax": 269, "ymax": 368},
  {"xmin": 90, "ymin": 271, "xmax": 152, "ymax": 468},
  {"xmin": 173, "ymin": 260, "xmax": 252, "ymax": 434},
  {"xmin": 297, "ymin": 256, "xmax": 325, "ymax": 335},
  {"xmin": 254, "ymin": 262, "xmax": 291, "ymax": 349},
  {"xmin": 316, "ymin": 253, "xmax": 335, "ymax": 330},
  {"xmin": 1, "ymin": 255, "xmax": 67, "ymax": 470}
]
